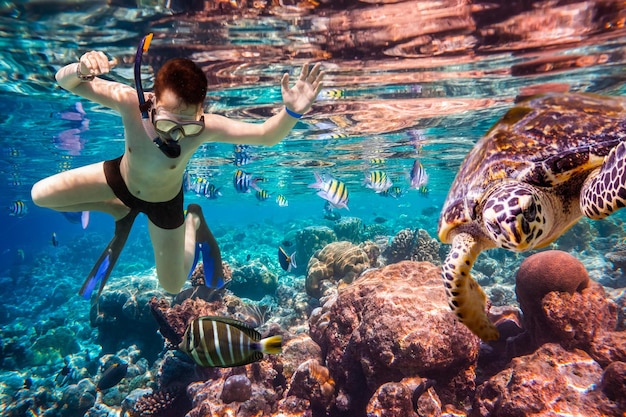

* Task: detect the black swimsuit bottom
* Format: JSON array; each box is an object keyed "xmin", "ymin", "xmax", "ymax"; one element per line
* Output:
[{"xmin": 103, "ymin": 156, "xmax": 185, "ymax": 229}]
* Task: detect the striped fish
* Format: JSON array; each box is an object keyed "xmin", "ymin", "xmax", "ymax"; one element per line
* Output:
[
  {"xmin": 308, "ymin": 172, "xmax": 349, "ymax": 210},
  {"xmin": 276, "ymin": 194, "xmax": 288, "ymax": 207},
  {"xmin": 380, "ymin": 186, "xmax": 404, "ymax": 199},
  {"xmin": 233, "ymin": 170, "xmax": 263, "ymax": 193},
  {"xmin": 8, "ymin": 200, "xmax": 27, "ymax": 217},
  {"xmin": 179, "ymin": 316, "xmax": 282, "ymax": 368},
  {"xmin": 364, "ymin": 170, "xmax": 392, "ymax": 193},
  {"xmin": 234, "ymin": 144, "xmax": 251, "ymax": 166},
  {"xmin": 410, "ymin": 160, "xmax": 429, "ymax": 190},
  {"xmin": 256, "ymin": 189, "xmax": 270, "ymax": 201}
]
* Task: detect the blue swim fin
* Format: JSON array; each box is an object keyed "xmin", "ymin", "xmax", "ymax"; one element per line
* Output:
[
  {"xmin": 79, "ymin": 211, "xmax": 138, "ymax": 301},
  {"xmin": 186, "ymin": 204, "xmax": 226, "ymax": 289}
]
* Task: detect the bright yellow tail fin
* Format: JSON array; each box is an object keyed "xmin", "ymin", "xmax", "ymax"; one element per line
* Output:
[{"xmin": 260, "ymin": 335, "xmax": 282, "ymax": 354}]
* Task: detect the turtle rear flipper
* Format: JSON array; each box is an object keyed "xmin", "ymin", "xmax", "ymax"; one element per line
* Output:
[
  {"xmin": 581, "ymin": 141, "xmax": 626, "ymax": 220},
  {"xmin": 442, "ymin": 232, "xmax": 500, "ymax": 341}
]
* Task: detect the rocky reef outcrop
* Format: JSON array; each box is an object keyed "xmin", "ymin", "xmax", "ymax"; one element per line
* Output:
[
  {"xmin": 474, "ymin": 343, "xmax": 619, "ymax": 416},
  {"xmin": 309, "ymin": 261, "xmax": 479, "ymax": 415},
  {"xmin": 508, "ymin": 250, "xmax": 626, "ymax": 367}
]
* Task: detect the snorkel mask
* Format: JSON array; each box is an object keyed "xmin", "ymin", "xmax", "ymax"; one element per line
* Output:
[
  {"xmin": 134, "ymin": 33, "xmax": 181, "ymax": 158},
  {"xmin": 151, "ymin": 107, "xmax": 205, "ymax": 142}
]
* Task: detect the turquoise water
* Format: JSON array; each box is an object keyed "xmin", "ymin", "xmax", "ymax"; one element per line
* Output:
[{"xmin": 1, "ymin": 1, "xmax": 626, "ymax": 416}]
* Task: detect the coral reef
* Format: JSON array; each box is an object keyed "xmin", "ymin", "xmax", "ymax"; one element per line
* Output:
[
  {"xmin": 230, "ymin": 260, "xmax": 278, "ymax": 300},
  {"xmin": 474, "ymin": 343, "xmax": 620, "ymax": 416},
  {"xmin": 382, "ymin": 228, "xmax": 441, "ymax": 265},
  {"xmin": 606, "ymin": 240, "xmax": 626, "ymax": 272},
  {"xmin": 90, "ymin": 278, "xmax": 165, "ymax": 362},
  {"xmin": 509, "ymin": 250, "xmax": 626, "ymax": 367},
  {"xmin": 332, "ymin": 217, "xmax": 363, "ymax": 243},
  {"xmin": 309, "ymin": 261, "xmax": 479, "ymax": 415},
  {"xmin": 295, "ymin": 226, "xmax": 337, "ymax": 271},
  {"xmin": 221, "ymin": 374, "xmax": 253, "ymax": 403},
  {"xmin": 601, "ymin": 361, "xmax": 626, "ymax": 409},
  {"xmin": 174, "ymin": 261, "xmax": 232, "ymax": 304},
  {"xmin": 5, "ymin": 213, "xmax": 626, "ymax": 417},
  {"xmin": 305, "ymin": 241, "xmax": 374, "ymax": 298},
  {"xmin": 280, "ymin": 334, "xmax": 323, "ymax": 380},
  {"xmin": 284, "ymin": 359, "xmax": 335, "ymax": 414},
  {"xmin": 366, "ymin": 381, "xmax": 417, "ymax": 417},
  {"xmin": 123, "ymin": 386, "xmax": 191, "ymax": 417},
  {"xmin": 514, "ymin": 250, "xmax": 590, "ymax": 348}
]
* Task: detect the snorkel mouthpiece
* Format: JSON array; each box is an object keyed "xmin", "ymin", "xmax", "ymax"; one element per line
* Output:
[
  {"xmin": 152, "ymin": 137, "xmax": 181, "ymax": 158},
  {"xmin": 134, "ymin": 33, "xmax": 181, "ymax": 159},
  {"xmin": 169, "ymin": 128, "xmax": 185, "ymax": 142}
]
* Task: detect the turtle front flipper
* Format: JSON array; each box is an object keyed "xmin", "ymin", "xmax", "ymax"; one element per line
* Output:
[
  {"xmin": 441, "ymin": 232, "xmax": 499, "ymax": 341},
  {"xmin": 581, "ymin": 141, "xmax": 626, "ymax": 220}
]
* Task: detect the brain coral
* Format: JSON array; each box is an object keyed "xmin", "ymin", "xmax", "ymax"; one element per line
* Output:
[{"xmin": 305, "ymin": 241, "xmax": 374, "ymax": 298}]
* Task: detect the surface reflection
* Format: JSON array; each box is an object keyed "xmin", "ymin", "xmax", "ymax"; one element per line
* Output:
[{"xmin": 0, "ymin": 0, "xmax": 625, "ymax": 194}]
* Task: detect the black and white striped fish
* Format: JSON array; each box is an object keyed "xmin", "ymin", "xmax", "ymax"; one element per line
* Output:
[{"xmin": 178, "ymin": 316, "xmax": 282, "ymax": 368}]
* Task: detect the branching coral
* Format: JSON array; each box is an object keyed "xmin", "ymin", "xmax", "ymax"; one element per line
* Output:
[
  {"xmin": 123, "ymin": 386, "xmax": 191, "ymax": 417},
  {"xmin": 383, "ymin": 228, "xmax": 441, "ymax": 265}
]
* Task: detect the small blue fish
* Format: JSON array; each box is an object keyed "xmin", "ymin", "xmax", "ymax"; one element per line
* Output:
[
  {"xmin": 233, "ymin": 170, "xmax": 263, "ymax": 193},
  {"xmin": 364, "ymin": 170, "xmax": 393, "ymax": 193},
  {"xmin": 8, "ymin": 200, "xmax": 27, "ymax": 217},
  {"xmin": 278, "ymin": 247, "xmax": 297, "ymax": 272},
  {"xmin": 256, "ymin": 189, "xmax": 270, "ymax": 201},
  {"xmin": 410, "ymin": 160, "xmax": 429, "ymax": 190},
  {"xmin": 308, "ymin": 173, "xmax": 349, "ymax": 210},
  {"xmin": 276, "ymin": 194, "xmax": 288, "ymax": 207}
]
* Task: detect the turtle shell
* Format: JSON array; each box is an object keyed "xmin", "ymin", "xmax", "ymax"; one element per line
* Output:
[{"xmin": 439, "ymin": 93, "xmax": 626, "ymax": 241}]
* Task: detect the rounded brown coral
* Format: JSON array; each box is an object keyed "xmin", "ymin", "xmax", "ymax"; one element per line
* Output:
[{"xmin": 305, "ymin": 241, "xmax": 373, "ymax": 298}]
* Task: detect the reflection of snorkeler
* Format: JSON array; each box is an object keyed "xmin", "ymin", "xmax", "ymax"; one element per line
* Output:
[
  {"xmin": 31, "ymin": 34, "xmax": 324, "ymax": 298},
  {"xmin": 55, "ymin": 102, "xmax": 89, "ymax": 156}
]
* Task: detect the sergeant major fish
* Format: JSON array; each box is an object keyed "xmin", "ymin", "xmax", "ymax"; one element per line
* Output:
[
  {"xmin": 276, "ymin": 194, "xmax": 288, "ymax": 207},
  {"xmin": 308, "ymin": 172, "xmax": 349, "ymax": 210},
  {"xmin": 233, "ymin": 170, "xmax": 263, "ymax": 193},
  {"xmin": 364, "ymin": 170, "xmax": 393, "ymax": 193}
]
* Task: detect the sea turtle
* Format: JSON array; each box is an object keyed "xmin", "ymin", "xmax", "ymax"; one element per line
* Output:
[{"xmin": 438, "ymin": 92, "xmax": 626, "ymax": 341}]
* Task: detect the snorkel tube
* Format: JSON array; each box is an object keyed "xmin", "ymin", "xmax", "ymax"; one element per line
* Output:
[{"xmin": 134, "ymin": 33, "xmax": 181, "ymax": 158}]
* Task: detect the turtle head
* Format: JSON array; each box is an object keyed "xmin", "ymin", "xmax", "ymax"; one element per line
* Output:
[{"xmin": 482, "ymin": 182, "xmax": 547, "ymax": 251}]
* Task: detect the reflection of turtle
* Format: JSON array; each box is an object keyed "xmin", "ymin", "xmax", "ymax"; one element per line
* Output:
[{"xmin": 438, "ymin": 93, "xmax": 626, "ymax": 341}]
